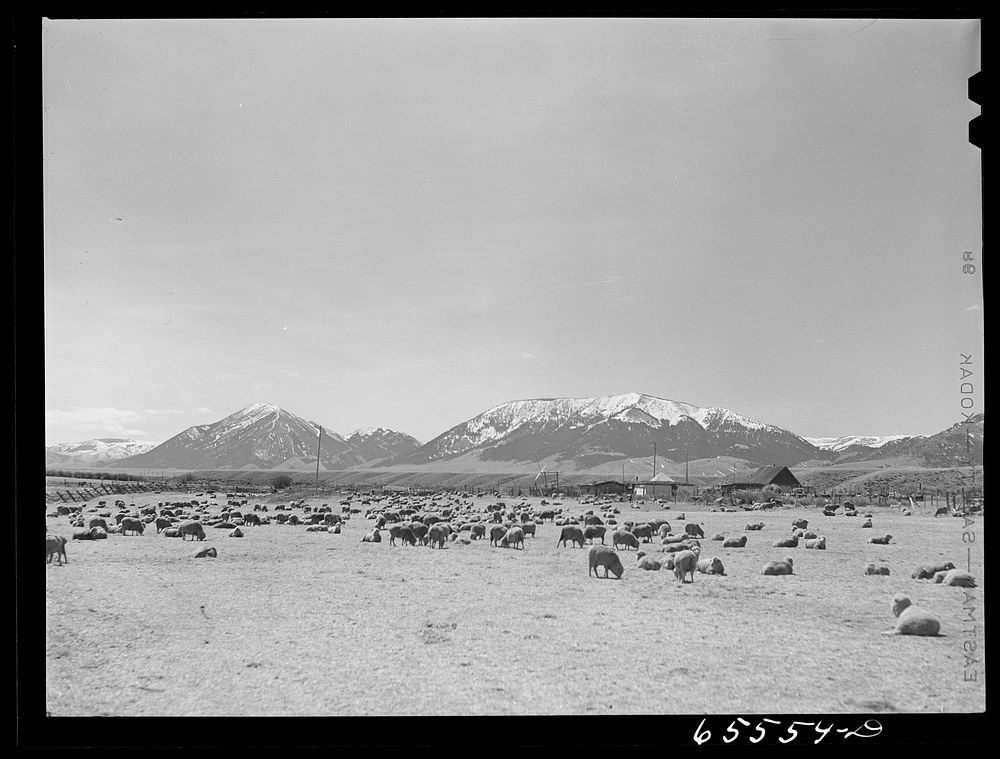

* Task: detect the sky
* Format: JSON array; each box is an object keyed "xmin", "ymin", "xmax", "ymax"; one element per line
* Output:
[{"xmin": 43, "ymin": 18, "xmax": 983, "ymax": 445}]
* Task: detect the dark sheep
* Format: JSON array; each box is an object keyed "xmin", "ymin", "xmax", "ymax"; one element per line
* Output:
[
  {"xmin": 46, "ymin": 535, "xmax": 68, "ymax": 565},
  {"xmin": 723, "ymin": 535, "xmax": 747, "ymax": 548},
  {"xmin": 864, "ymin": 563, "xmax": 890, "ymax": 576},
  {"xmin": 88, "ymin": 518, "xmax": 109, "ymax": 532},
  {"xmin": 154, "ymin": 517, "xmax": 173, "ymax": 533},
  {"xmin": 772, "ymin": 535, "xmax": 799, "ymax": 548},
  {"xmin": 583, "ymin": 525, "xmax": 606, "ymax": 545},
  {"xmin": 521, "ymin": 522, "xmax": 536, "ymax": 538},
  {"xmin": 588, "ymin": 546, "xmax": 624, "ymax": 579},
  {"xmin": 792, "ymin": 519, "xmax": 809, "ymax": 530},
  {"xmin": 684, "ymin": 523, "xmax": 704, "ymax": 538},
  {"xmin": 632, "ymin": 524, "xmax": 654, "ymax": 543},
  {"xmin": 120, "ymin": 517, "xmax": 145, "ymax": 536},
  {"xmin": 557, "ymin": 526, "xmax": 585, "ymax": 548},
  {"xmin": 470, "ymin": 524, "xmax": 486, "ymax": 541},
  {"xmin": 869, "ymin": 534, "xmax": 893, "ymax": 545},
  {"xmin": 612, "ymin": 530, "xmax": 640, "ymax": 550},
  {"xmin": 762, "ymin": 557, "xmax": 794, "ymax": 575},
  {"xmin": 178, "ymin": 521, "xmax": 207, "ymax": 541},
  {"xmin": 408, "ymin": 522, "xmax": 430, "ymax": 545}
]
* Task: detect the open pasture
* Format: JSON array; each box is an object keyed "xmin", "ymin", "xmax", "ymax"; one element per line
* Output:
[{"xmin": 45, "ymin": 490, "xmax": 985, "ymax": 715}]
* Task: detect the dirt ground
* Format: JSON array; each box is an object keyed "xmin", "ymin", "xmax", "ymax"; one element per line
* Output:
[{"xmin": 45, "ymin": 491, "xmax": 985, "ymax": 715}]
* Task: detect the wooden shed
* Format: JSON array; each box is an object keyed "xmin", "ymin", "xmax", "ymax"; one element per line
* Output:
[{"xmin": 720, "ymin": 465, "xmax": 801, "ymax": 493}]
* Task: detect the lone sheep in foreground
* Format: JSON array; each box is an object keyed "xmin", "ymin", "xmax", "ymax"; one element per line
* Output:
[
  {"xmin": 588, "ymin": 546, "xmax": 624, "ymax": 579},
  {"xmin": 194, "ymin": 547, "xmax": 218, "ymax": 558},
  {"xmin": 882, "ymin": 594, "xmax": 941, "ymax": 636},
  {"xmin": 933, "ymin": 569, "xmax": 976, "ymax": 587},
  {"xmin": 46, "ymin": 535, "xmax": 68, "ymax": 565},
  {"xmin": 723, "ymin": 535, "xmax": 747, "ymax": 548},
  {"xmin": 912, "ymin": 562, "xmax": 956, "ymax": 580},
  {"xmin": 673, "ymin": 550, "xmax": 698, "ymax": 583},
  {"xmin": 865, "ymin": 563, "xmax": 890, "ymax": 576},
  {"xmin": 762, "ymin": 557, "xmax": 794, "ymax": 575},
  {"xmin": 696, "ymin": 557, "xmax": 725, "ymax": 575},
  {"xmin": 869, "ymin": 534, "xmax": 893, "ymax": 545}
]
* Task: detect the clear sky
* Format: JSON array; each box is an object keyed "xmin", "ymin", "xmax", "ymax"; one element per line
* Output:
[{"xmin": 43, "ymin": 18, "xmax": 983, "ymax": 445}]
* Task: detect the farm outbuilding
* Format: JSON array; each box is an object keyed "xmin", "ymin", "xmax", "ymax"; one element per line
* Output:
[
  {"xmin": 580, "ymin": 480, "xmax": 631, "ymax": 497},
  {"xmin": 633, "ymin": 473, "xmax": 677, "ymax": 499},
  {"xmin": 719, "ymin": 465, "xmax": 802, "ymax": 493}
]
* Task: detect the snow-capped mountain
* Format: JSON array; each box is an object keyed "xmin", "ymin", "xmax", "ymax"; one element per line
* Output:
[
  {"xmin": 390, "ymin": 392, "xmax": 822, "ymax": 469},
  {"xmin": 115, "ymin": 403, "xmax": 365, "ymax": 471},
  {"xmin": 805, "ymin": 435, "xmax": 919, "ymax": 452},
  {"xmin": 45, "ymin": 438, "xmax": 161, "ymax": 467},
  {"xmin": 346, "ymin": 427, "xmax": 421, "ymax": 465}
]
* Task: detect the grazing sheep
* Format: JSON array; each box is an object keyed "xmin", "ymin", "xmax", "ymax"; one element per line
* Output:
[
  {"xmin": 933, "ymin": 569, "xmax": 977, "ymax": 587},
  {"xmin": 762, "ymin": 557, "xmax": 794, "ymax": 575},
  {"xmin": 865, "ymin": 563, "xmax": 890, "ymax": 576},
  {"xmin": 426, "ymin": 524, "xmax": 449, "ymax": 549},
  {"xmin": 500, "ymin": 527, "xmax": 525, "ymax": 549},
  {"xmin": 882, "ymin": 595, "xmax": 941, "ymax": 636},
  {"xmin": 229, "ymin": 528, "xmax": 244, "ymax": 538},
  {"xmin": 684, "ymin": 523, "xmax": 704, "ymax": 538},
  {"xmin": 673, "ymin": 550, "xmax": 698, "ymax": 583},
  {"xmin": 657, "ymin": 523, "xmax": 673, "ymax": 540},
  {"xmin": 723, "ymin": 535, "xmax": 748, "ymax": 549},
  {"xmin": 489, "ymin": 525, "xmax": 509, "ymax": 547},
  {"xmin": 745, "ymin": 522, "xmax": 764, "ymax": 531},
  {"xmin": 408, "ymin": 522, "xmax": 430, "ymax": 545},
  {"xmin": 194, "ymin": 547, "xmax": 218, "ymax": 559},
  {"xmin": 521, "ymin": 522, "xmax": 536, "ymax": 538},
  {"xmin": 612, "ymin": 530, "xmax": 640, "ymax": 551},
  {"xmin": 697, "ymin": 557, "xmax": 725, "ymax": 575},
  {"xmin": 46, "ymin": 535, "xmax": 68, "ymax": 565},
  {"xmin": 120, "ymin": 517, "xmax": 145, "ymax": 536},
  {"xmin": 153, "ymin": 517, "xmax": 173, "ymax": 533},
  {"xmin": 912, "ymin": 561, "xmax": 956, "ymax": 580},
  {"xmin": 588, "ymin": 546, "xmax": 624, "ymax": 579},
  {"xmin": 772, "ymin": 535, "xmax": 799, "ymax": 548},
  {"xmin": 557, "ymin": 526, "xmax": 586, "ymax": 548},
  {"xmin": 583, "ymin": 525, "xmax": 607, "ymax": 545},
  {"xmin": 470, "ymin": 524, "xmax": 486, "ymax": 541},
  {"xmin": 178, "ymin": 521, "xmax": 207, "ymax": 541},
  {"xmin": 804, "ymin": 537, "xmax": 826, "ymax": 550},
  {"xmin": 869, "ymin": 534, "xmax": 893, "ymax": 545},
  {"xmin": 632, "ymin": 524, "xmax": 654, "ymax": 543}
]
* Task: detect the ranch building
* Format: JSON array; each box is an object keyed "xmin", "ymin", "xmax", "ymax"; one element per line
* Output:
[
  {"xmin": 633, "ymin": 473, "xmax": 678, "ymax": 499},
  {"xmin": 580, "ymin": 480, "xmax": 632, "ymax": 497},
  {"xmin": 719, "ymin": 465, "xmax": 802, "ymax": 494}
]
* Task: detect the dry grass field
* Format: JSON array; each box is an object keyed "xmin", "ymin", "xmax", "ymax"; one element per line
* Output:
[{"xmin": 45, "ymin": 490, "xmax": 985, "ymax": 716}]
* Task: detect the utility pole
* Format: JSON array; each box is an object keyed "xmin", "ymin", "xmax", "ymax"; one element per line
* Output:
[
  {"xmin": 653, "ymin": 442, "xmax": 657, "ymax": 479},
  {"xmin": 313, "ymin": 423, "xmax": 323, "ymax": 487}
]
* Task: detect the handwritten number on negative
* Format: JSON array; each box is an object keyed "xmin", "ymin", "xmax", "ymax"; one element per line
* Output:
[
  {"xmin": 751, "ymin": 718, "xmax": 780, "ymax": 743},
  {"xmin": 723, "ymin": 718, "xmax": 750, "ymax": 743},
  {"xmin": 693, "ymin": 719, "xmax": 712, "ymax": 746}
]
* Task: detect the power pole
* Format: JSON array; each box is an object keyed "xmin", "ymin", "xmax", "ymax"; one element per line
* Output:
[
  {"xmin": 653, "ymin": 442, "xmax": 657, "ymax": 479},
  {"xmin": 314, "ymin": 423, "xmax": 323, "ymax": 487}
]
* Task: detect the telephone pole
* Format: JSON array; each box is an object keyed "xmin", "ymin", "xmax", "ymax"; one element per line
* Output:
[
  {"xmin": 653, "ymin": 442, "xmax": 657, "ymax": 479},
  {"xmin": 313, "ymin": 423, "xmax": 323, "ymax": 487}
]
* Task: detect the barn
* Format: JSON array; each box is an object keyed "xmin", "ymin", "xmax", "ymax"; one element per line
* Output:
[
  {"xmin": 580, "ymin": 480, "xmax": 631, "ymax": 497},
  {"xmin": 720, "ymin": 465, "xmax": 802, "ymax": 493},
  {"xmin": 633, "ymin": 473, "xmax": 677, "ymax": 499}
]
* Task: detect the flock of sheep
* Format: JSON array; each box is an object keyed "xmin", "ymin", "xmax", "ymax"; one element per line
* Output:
[{"xmin": 46, "ymin": 489, "xmax": 977, "ymax": 637}]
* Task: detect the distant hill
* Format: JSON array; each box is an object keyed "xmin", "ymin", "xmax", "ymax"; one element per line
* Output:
[
  {"xmin": 45, "ymin": 438, "xmax": 160, "ymax": 467},
  {"xmin": 346, "ymin": 427, "xmax": 421, "ymax": 466}
]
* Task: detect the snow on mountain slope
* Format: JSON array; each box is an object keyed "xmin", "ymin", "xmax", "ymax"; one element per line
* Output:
[
  {"xmin": 805, "ymin": 435, "xmax": 919, "ymax": 451},
  {"xmin": 45, "ymin": 438, "xmax": 161, "ymax": 466}
]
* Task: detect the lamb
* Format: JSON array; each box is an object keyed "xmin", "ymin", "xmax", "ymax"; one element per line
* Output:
[
  {"xmin": 869, "ymin": 534, "xmax": 893, "ymax": 545},
  {"xmin": 672, "ymin": 550, "xmax": 698, "ymax": 583},
  {"xmin": 46, "ymin": 535, "xmax": 68, "ymax": 565},
  {"xmin": 588, "ymin": 546, "xmax": 624, "ymax": 579},
  {"xmin": 557, "ymin": 526, "xmax": 585, "ymax": 548},
  {"xmin": 864, "ymin": 563, "xmax": 890, "ymax": 576},
  {"xmin": 723, "ymin": 535, "xmax": 747, "ymax": 548},
  {"xmin": 612, "ymin": 530, "xmax": 640, "ymax": 550},
  {"xmin": 933, "ymin": 569, "xmax": 976, "ymax": 587},
  {"xmin": 882, "ymin": 594, "xmax": 941, "ymax": 636},
  {"xmin": 696, "ymin": 557, "xmax": 725, "ymax": 575},
  {"xmin": 762, "ymin": 557, "xmax": 794, "ymax": 575},
  {"xmin": 912, "ymin": 561, "xmax": 956, "ymax": 580},
  {"xmin": 772, "ymin": 535, "xmax": 799, "ymax": 548},
  {"xmin": 804, "ymin": 537, "xmax": 826, "ymax": 550}
]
